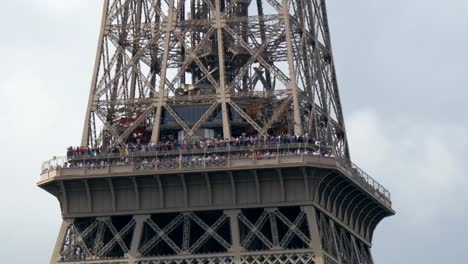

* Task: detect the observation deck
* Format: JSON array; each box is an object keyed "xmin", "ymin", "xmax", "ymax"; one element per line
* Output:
[
  {"xmin": 39, "ymin": 143, "xmax": 394, "ymax": 247},
  {"xmin": 40, "ymin": 144, "xmax": 391, "ymax": 208},
  {"xmin": 40, "ymin": 142, "xmax": 395, "ymax": 262}
]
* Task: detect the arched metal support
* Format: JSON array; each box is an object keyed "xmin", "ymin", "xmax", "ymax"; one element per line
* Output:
[
  {"xmin": 82, "ymin": 180, "xmax": 92, "ymax": 212},
  {"xmin": 131, "ymin": 177, "xmax": 140, "ymax": 210},
  {"xmin": 324, "ymin": 178, "xmax": 347, "ymax": 211},
  {"xmin": 106, "ymin": 178, "xmax": 116, "ymax": 212},
  {"xmin": 154, "ymin": 175, "xmax": 164, "ymax": 208}
]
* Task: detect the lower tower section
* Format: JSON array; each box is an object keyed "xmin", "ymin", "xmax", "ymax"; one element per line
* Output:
[
  {"xmin": 52, "ymin": 206, "xmax": 372, "ymax": 264},
  {"xmin": 40, "ymin": 150, "xmax": 393, "ymax": 264}
]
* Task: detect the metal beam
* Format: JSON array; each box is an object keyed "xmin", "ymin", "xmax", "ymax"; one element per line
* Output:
[
  {"xmin": 128, "ymin": 214, "xmax": 149, "ymax": 263},
  {"xmin": 81, "ymin": 0, "xmax": 110, "ymax": 146},
  {"xmin": 203, "ymin": 173, "xmax": 212, "ymax": 205},
  {"xmin": 276, "ymin": 169, "xmax": 285, "ymax": 201},
  {"xmin": 302, "ymin": 206, "xmax": 324, "ymax": 264},
  {"xmin": 150, "ymin": 0, "xmax": 176, "ymax": 143},
  {"xmin": 131, "ymin": 177, "xmax": 140, "ymax": 210},
  {"xmin": 82, "ymin": 179, "xmax": 93, "ymax": 212},
  {"xmin": 179, "ymin": 174, "xmax": 188, "ymax": 208},
  {"xmin": 106, "ymin": 178, "xmax": 116, "ymax": 212},
  {"xmin": 281, "ymin": 0, "xmax": 302, "ymax": 135},
  {"xmin": 50, "ymin": 219, "xmax": 73, "ymax": 264},
  {"xmin": 253, "ymin": 170, "xmax": 261, "ymax": 203},
  {"xmin": 228, "ymin": 172, "xmax": 237, "ymax": 205},
  {"xmin": 155, "ymin": 175, "xmax": 164, "ymax": 208},
  {"xmin": 214, "ymin": 0, "xmax": 231, "ymax": 139}
]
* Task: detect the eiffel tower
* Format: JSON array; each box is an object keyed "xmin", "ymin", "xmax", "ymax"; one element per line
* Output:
[{"xmin": 39, "ymin": 0, "xmax": 394, "ymax": 263}]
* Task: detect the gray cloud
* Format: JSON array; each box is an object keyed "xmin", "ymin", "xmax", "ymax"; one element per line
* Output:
[{"xmin": 347, "ymin": 109, "xmax": 468, "ymax": 263}]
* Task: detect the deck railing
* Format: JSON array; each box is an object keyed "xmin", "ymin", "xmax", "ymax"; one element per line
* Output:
[{"xmin": 41, "ymin": 144, "xmax": 391, "ymax": 206}]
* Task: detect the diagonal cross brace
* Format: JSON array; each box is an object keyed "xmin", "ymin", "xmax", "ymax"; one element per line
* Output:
[
  {"xmin": 223, "ymin": 25, "xmax": 291, "ymax": 85},
  {"xmin": 140, "ymin": 214, "xmax": 184, "ymax": 255},
  {"xmin": 238, "ymin": 211, "xmax": 274, "ymax": 249},
  {"xmin": 184, "ymin": 102, "xmax": 220, "ymax": 140},
  {"xmin": 224, "ymin": 22, "xmax": 286, "ymax": 94},
  {"xmin": 164, "ymin": 104, "xmax": 191, "ymax": 134},
  {"xmin": 92, "ymin": 221, "xmax": 106, "ymax": 255},
  {"xmin": 168, "ymin": 27, "xmax": 216, "ymax": 89},
  {"xmin": 228, "ymin": 101, "xmax": 263, "ymax": 133},
  {"xmin": 188, "ymin": 213, "xmax": 231, "ymax": 253},
  {"xmin": 97, "ymin": 219, "xmax": 136, "ymax": 257},
  {"xmin": 172, "ymin": 30, "xmax": 220, "ymax": 89},
  {"xmin": 275, "ymin": 210, "xmax": 311, "ymax": 248},
  {"xmin": 69, "ymin": 225, "xmax": 94, "ymax": 258},
  {"xmin": 259, "ymin": 95, "xmax": 293, "ymax": 137},
  {"xmin": 94, "ymin": 108, "xmax": 126, "ymax": 146}
]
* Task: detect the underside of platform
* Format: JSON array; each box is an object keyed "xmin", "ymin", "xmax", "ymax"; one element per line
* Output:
[
  {"xmin": 52, "ymin": 206, "xmax": 374, "ymax": 264},
  {"xmin": 42, "ymin": 165, "xmax": 393, "ymax": 264}
]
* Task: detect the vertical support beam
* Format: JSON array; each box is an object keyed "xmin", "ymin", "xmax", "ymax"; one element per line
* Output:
[
  {"xmin": 82, "ymin": 179, "xmax": 93, "ymax": 212},
  {"xmin": 329, "ymin": 219, "xmax": 342, "ymax": 263},
  {"xmin": 281, "ymin": 0, "xmax": 302, "ymax": 135},
  {"xmin": 131, "ymin": 177, "xmax": 140, "ymax": 210},
  {"xmin": 303, "ymin": 206, "xmax": 324, "ymax": 264},
  {"xmin": 82, "ymin": 0, "xmax": 110, "ymax": 146},
  {"xmin": 151, "ymin": 0, "xmax": 176, "ymax": 143},
  {"xmin": 129, "ymin": 0, "xmax": 143, "ymax": 100},
  {"xmin": 179, "ymin": 174, "xmax": 188, "ymax": 208},
  {"xmin": 319, "ymin": 0, "xmax": 351, "ymax": 161},
  {"xmin": 256, "ymin": 0, "xmax": 272, "ymax": 89},
  {"xmin": 215, "ymin": 0, "xmax": 231, "ymax": 139},
  {"xmin": 50, "ymin": 219, "xmax": 73, "ymax": 264},
  {"xmin": 302, "ymin": 167, "xmax": 310, "ymax": 200},
  {"xmin": 228, "ymin": 172, "xmax": 237, "ymax": 205},
  {"xmin": 276, "ymin": 169, "xmax": 285, "ymax": 201},
  {"xmin": 304, "ymin": 0, "xmax": 330, "ymax": 143},
  {"xmin": 182, "ymin": 213, "xmax": 191, "ymax": 253},
  {"xmin": 225, "ymin": 210, "xmax": 241, "ymax": 262},
  {"xmin": 266, "ymin": 208, "xmax": 280, "ymax": 248},
  {"xmin": 58, "ymin": 181, "xmax": 68, "ymax": 215},
  {"xmin": 155, "ymin": 175, "xmax": 164, "ymax": 208},
  {"xmin": 106, "ymin": 178, "xmax": 116, "ymax": 212},
  {"xmin": 351, "ymin": 236, "xmax": 362, "ymax": 264},
  {"xmin": 203, "ymin": 173, "xmax": 212, "ymax": 205},
  {"xmin": 128, "ymin": 215, "xmax": 149, "ymax": 263},
  {"xmin": 253, "ymin": 170, "xmax": 261, "ymax": 203}
]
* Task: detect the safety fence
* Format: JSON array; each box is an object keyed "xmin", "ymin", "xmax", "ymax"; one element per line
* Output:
[{"xmin": 41, "ymin": 143, "xmax": 391, "ymax": 205}]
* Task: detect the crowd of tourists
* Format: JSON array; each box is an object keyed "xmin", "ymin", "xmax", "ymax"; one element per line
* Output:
[
  {"xmin": 43, "ymin": 134, "xmax": 389, "ymax": 202},
  {"xmin": 66, "ymin": 134, "xmax": 323, "ymax": 159},
  {"xmin": 60, "ymin": 147, "xmax": 334, "ymax": 170}
]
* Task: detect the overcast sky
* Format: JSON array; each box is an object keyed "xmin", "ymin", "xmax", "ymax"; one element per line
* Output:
[{"xmin": 0, "ymin": 0, "xmax": 467, "ymax": 263}]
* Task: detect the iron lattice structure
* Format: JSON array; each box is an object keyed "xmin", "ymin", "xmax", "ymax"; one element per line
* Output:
[
  {"xmin": 82, "ymin": 0, "xmax": 350, "ymax": 160},
  {"xmin": 38, "ymin": 0, "xmax": 394, "ymax": 264}
]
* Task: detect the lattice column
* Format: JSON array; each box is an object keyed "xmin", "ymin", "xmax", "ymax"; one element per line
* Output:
[
  {"xmin": 77, "ymin": 0, "xmax": 353, "ymax": 161},
  {"xmin": 225, "ymin": 209, "xmax": 241, "ymax": 262},
  {"xmin": 303, "ymin": 206, "xmax": 324, "ymax": 264},
  {"xmin": 128, "ymin": 215, "xmax": 149, "ymax": 263},
  {"xmin": 81, "ymin": 0, "xmax": 110, "ymax": 147},
  {"xmin": 350, "ymin": 236, "xmax": 362, "ymax": 264},
  {"xmin": 329, "ymin": 219, "xmax": 342, "ymax": 263},
  {"xmin": 51, "ymin": 219, "xmax": 73, "ymax": 264}
]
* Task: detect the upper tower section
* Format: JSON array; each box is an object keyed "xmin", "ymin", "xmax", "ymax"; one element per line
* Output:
[{"xmin": 82, "ymin": 0, "xmax": 350, "ymax": 160}]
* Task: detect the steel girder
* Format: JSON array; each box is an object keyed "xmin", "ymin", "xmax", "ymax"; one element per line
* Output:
[
  {"xmin": 81, "ymin": 0, "xmax": 350, "ymax": 161},
  {"xmin": 52, "ymin": 206, "xmax": 372, "ymax": 264}
]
